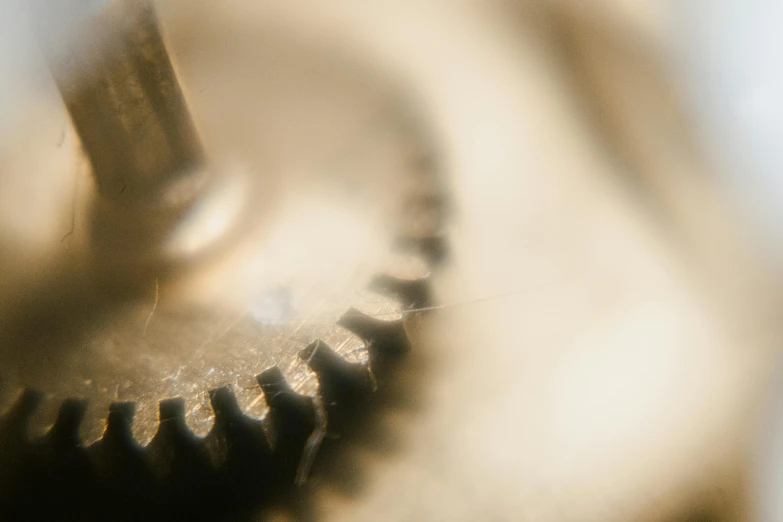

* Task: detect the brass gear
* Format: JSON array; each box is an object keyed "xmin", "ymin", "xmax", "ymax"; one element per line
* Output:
[{"xmin": 0, "ymin": 2, "xmax": 447, "ymax": 519}]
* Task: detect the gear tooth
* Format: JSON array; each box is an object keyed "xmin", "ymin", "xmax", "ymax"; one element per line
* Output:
[
  {"xmin": 91, "ymin": 401, "xmax": 150, "ymax": 475},
  {"xmin": 256, "ymin": 367, "xmax": 317, "ymax": 475},
  {"xmin": 207, "ymin": 385, "xmax": 271, "ymax": 454},
  {"xmin": 337, "ymin": 308, "xmax": 410, "ymax": 380},
  {"xmin": 153, "ymin": 397, "xmax": 199, "ymax": 449},
  {"xmin": 338, "ymin": 308, "xmax": 410, "ymax": 365},
  {"xmin": 103, "ymin": 402, "xmax": 137, "ymax": 445},
  {"xmin": 158, "ymin": 397, "xmax": 187, "ymax": 428},
  {"xmin": 4, "ymin": 387, "xmax": 43, "ymax": 422},
  {"xmin": 49, "ymin": 398, "xmax": 88, "ymax": 450},
  {"xmin": 153, "ymin": 398, "xmax": 205, "ymax": 456},
  {"xmin": 35, "ymin": 398, "xmax": 96, "ymax": 521},
  {"xmin": 369, "ymin": 274, "xmax": 430, "ymax": 309},
  {"xmin": 299, "ymin": 339, "xmax": 339, "ymax": 369},
  {"xmin": 208, "ymin": 386, "xmax": 244, "ymax": 425},
  {"xmin": 256, "ymin": 367, "xmax": 312, "ymax": 418},
  {"xmin": 89, "ymin": 402, "xmax": 155, "ymax": 519},
  {"xmin": 0, "ymin": 388, "xmax": 43, "ymax": 441},
  {"xmin": 256, "ymin": 366, "xmax": 290, "ymax": 396},
  {"xmin": 394, "ymin": 233, "xmax": 448, "ymax": 265},
  {"xmin": 148, "ymin": 398, "xmax": 216, "ymax": 518},
  {"xmin": 206, "ymin": 386, "xmax": 274, "ymax": 498},
  {"xmin": 300, "ymin": 340, "xmax": 374, "ymax": 404}
]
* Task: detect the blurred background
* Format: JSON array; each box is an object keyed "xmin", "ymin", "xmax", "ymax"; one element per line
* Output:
[{"xmin": 1, "ymin": 0, "xmax": 783, "ymax": 521}]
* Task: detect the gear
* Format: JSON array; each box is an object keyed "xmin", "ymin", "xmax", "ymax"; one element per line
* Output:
[
  {"xmin": 0, "ymin": 2, "xmax": 447, "ymax": 519},
  {"xmin": 0, "ymin": 297, "xmax": 429, "ymax": 520}
]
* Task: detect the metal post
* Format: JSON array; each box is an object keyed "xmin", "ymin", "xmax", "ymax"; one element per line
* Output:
[{"xmin": 30, "ymin": 0, "xmax": 205, "ymax": 207}]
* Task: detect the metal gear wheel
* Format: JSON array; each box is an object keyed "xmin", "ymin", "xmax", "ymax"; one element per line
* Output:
[{"xmin": 0, "ymin": 1, "xmax": 447, "ymax": 519}]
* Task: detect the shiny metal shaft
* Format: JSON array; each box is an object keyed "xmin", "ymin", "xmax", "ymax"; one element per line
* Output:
[{"xmin": 31, "ymin": 0, "xmax": 204, "ymax": 206}]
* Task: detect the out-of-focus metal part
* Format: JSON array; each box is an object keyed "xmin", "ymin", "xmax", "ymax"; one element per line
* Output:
[
  {"xmin": 31, "ymin": 0, "xmax": 203, "ymax": 203},
  {"xmin": 27, "ymin": 0, "xmax": 250, "ymax": 281},
  {"xmin": 544, "ymin": 0, "xmax": 781, "ymax": 319}
]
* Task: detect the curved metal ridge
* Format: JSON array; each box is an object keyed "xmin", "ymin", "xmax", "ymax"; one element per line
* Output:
[{"xmin": 0, "ymin": 278, "xmax": 429, "ymax": 521}]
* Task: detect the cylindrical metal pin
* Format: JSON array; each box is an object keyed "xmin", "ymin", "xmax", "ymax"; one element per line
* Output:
[{"xmin": 31, "ymin": 0, "xmax": 204, "ymax": 207}]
